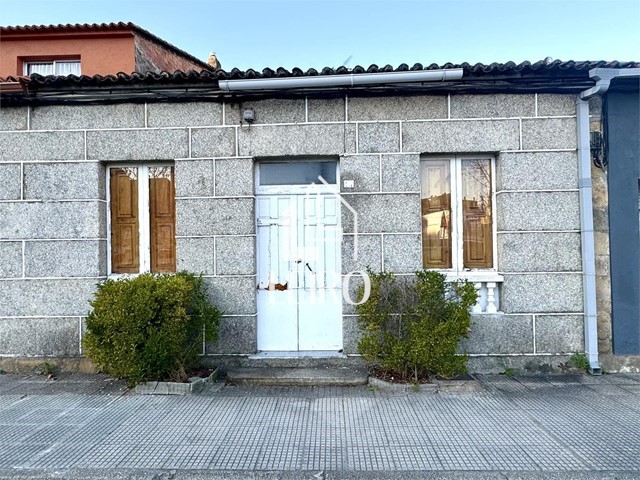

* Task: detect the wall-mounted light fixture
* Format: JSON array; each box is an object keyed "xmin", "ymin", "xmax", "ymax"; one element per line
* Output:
[
  {"xmin": 590, "ymin": 130, "xmax": 605, "ymax": 168},
  {"xmin": 242, "ymin": 108, "xmax": 255, "ymax": 123}
]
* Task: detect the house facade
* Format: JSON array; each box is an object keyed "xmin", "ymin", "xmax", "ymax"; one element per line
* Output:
[
  {"xmin": 1, "ymin": 61, "xmax": 638, "ymax": 373},
  {"xmin": 0, "ymin": 22, "xmax": 210, "ymax": 79}
]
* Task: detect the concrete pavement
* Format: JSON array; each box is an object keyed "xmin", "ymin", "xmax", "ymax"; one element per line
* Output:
[{"xmin": 0, "ymin": 371, "xmax": 639, "ymax": 478}]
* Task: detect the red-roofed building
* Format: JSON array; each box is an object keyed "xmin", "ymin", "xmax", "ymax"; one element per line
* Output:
[{"xmin": 0, "ymin": 22, "xmax": 211, "ymax": 78}]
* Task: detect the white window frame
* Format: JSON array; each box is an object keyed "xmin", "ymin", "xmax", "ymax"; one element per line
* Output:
[
  {"xmin": 255, "ymin": 158, "xmax": 340, "ymax": 196},
  {"xmin": 106, "ymin": 163, "xmax": 173, "ymax": 277},
  {"xmin": 421, "ymin": 155, "xmax": 500, "ymax": 282},
  {"xmin": 23, "ymin": 59, "xmax": 81, "ymax": 76}
]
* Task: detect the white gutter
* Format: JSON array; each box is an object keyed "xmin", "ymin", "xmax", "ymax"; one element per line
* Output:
[
  {"xmin": 218, "ymin": 68, "xmax": 464, "ymax": 91},
  {"xmin": 577, "ymin": 67, "xmax": 640, "ymax": 374}
]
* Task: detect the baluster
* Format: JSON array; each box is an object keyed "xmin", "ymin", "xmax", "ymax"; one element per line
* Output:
[
  {"xmin": 472, "ymin": 282, "xmax": 483, "ymax": 313},
  {"xmin": 486, "ymin": 282, "xmax": 497, "ymax": 313}
]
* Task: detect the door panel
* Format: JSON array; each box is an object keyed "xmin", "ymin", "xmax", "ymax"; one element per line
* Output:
[
  {"xmin": 149, "ymin": 166, "xmax": 176, "ymax": 273},
  {"xmin": 110, "ymin": 167, "xmax": 139, "ymax": 273},
  {"xmin": 257, "ymin": 193, "xmax": 342, "ymax": 351}
]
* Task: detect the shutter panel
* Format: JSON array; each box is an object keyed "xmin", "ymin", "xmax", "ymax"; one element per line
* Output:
[
  {"xmin": 110, "ymin": 168, "xmax": 140, "ymax": 273},
  {"xmin": 462, "ymin": 160, "xmax": 493, "ymax": 269},
  {"xmin": 421, "ymin": 162, "xmax": 452, "ymax": 269},
  {"xmin": 149, "ymin": 166, "xmax": 176, "ymax": 273}
]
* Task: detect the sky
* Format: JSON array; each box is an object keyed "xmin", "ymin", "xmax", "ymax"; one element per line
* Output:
[{"xmin": 0, "ymin": 0, "xmax": 638, "ymax": 71}]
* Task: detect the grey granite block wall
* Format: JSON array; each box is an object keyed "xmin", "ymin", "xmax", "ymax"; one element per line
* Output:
[
  {"xmin": 450, "ymin": 94, "xmax": 535, "ymax": 118},
  {"xmin": 25, "ymin": 240, "xmax": 106, "ymax": 277},
  {"xmin": 0, "ymin": 201, "xmax": 104, "ymax": 240},
  {"xmin": 24, "ymin": 162, "xmax": 102, "ymax": 200},
  {"xmin": 0, "ymin": 92, "xmax": 586, "ymax": 363},
  {"xmin": 147, "ymin": 102, "xmax": 223, "ymax": 128},
  {"xmin": 496, "ymin": 152, "xmax": 578, "ymax": 191},
  {"xmin": 0, "ymin": 131, "xmax": 84, "ymax": 162},
  {"xmin": 348, "ymin": 95, "xmax": 447, "ymax": 121},
  {"xmin": 0, "ymin": 242, "xmax": 22, "ymax": 278},
  {"xmin": 31, "ymin": 104, "xmax": 145, "ymax": 130},
  {"xmin": 0, "ymin": 164, "xmax": 21, "ymax": 200},
  {"xmin": 0, "ymin": 107, "xmax": 28, "ymax": 131},
  {"xmin": 0, "ymin": 317, "xmax": 81, "ymax": 356},
  {"xmin": 87, "ymin": 129, "xmax": 188, "ymax": 160},
  {"xmin": 402, "ymin": 119, "xmax": 520, "ymax": 152}
]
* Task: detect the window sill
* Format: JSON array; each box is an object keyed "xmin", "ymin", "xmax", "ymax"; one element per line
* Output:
[{"xmin": 437, "ymin": 271, "xmax": 504, "ymax": 284}]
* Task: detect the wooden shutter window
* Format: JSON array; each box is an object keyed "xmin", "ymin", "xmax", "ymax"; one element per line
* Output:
[
  {"xmin": 421, "ymin": 161, "xmax": 452, "ymax": 269},
  {"xmin": 149, "ymin": 166, "xmax": 176, "ymax": 273},
  {"xmin": 110, "ymin": 168, "xmax": 140, "ymax": 273},
  {"xmin": 461, "ymin": 159, "xmax": 493, "ymax": 269}
]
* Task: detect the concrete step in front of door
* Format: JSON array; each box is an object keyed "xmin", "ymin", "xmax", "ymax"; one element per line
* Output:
[{"xmin": 225, "ymin": 367, "xmax": 369, "ymax": 387}]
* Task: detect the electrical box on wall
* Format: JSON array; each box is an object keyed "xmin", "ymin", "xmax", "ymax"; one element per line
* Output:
[{"xmin": 343, "ymin": 180, "xmax": 354, "ymax": 189}]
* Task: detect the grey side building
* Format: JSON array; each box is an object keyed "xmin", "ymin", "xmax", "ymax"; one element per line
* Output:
[{"xmin": 0, "ymin": 60, "xmax": 638, "ymax": 373}]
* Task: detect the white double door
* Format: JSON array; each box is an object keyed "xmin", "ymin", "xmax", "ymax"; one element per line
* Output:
[{"xmin": 256, "ymin": 192, "xmax": 342, "ymax": 351}]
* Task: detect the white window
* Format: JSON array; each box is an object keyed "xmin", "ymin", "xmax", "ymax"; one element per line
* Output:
[
  {"xmin": 106, "ymin": 164, "xmax": 176, "ymax": 275},
  {"xmin": 24, "ymin": 60, "xmax": 81, "ymax": 76},
  {"xmin": 421, "ymin": 155, "xmax": 497, "ymax": 274}
]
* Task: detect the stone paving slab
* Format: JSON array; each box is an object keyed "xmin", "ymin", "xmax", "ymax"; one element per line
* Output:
[{"xmin": 0, "ymin": 372, "xmax": 639, "ymax": 476}]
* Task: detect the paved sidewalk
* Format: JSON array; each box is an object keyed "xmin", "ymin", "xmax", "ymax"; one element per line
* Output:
[{"xmin": 0, "ymin": 372, "xmax": 639, "ymax": 479}]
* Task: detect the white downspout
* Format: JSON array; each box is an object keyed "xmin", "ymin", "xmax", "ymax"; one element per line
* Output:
[{"xmin": 578, "ymin": 67, "xmax": 640, "ymax": 374}]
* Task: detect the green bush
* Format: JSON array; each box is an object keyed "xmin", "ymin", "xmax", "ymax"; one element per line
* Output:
[
  {"xmin": 356, "ymin": 269, "xmax": 477, "ymax": 383},
  {"xmin": 82, "ymin": 272, "xmax": 221, "ymax": 387}
]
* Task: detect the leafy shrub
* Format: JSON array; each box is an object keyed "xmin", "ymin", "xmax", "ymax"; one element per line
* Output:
[
  {"xmin": 83, "ymin": 272, "xmax": 221, "ymax": 387},
  {"xmin": 356, "ymin": 269, "xmax": 477, "ymax": 383}
]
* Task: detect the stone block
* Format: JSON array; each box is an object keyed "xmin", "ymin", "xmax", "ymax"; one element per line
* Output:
[
  {"xmin": 0, "ymin": 201, "xmax": 104, "ymax": 239},
  {"xmin": 342, "ymin": 272, "xmax": 367, "ymax": 315},
  {"xmin": 206, "ymin": 316, "xmax": 257, "ymax": 354},
  {"xmin": 460, "ymin": 314, "xmax": 533, "ymax": 354},
  {"xmin": 176, "ymin": 198, "xmax": 254, "ymax": 236},
  {"xmin": 497, "ymin": 232, "xmax": 581, "ymax": 272},
  {"xmin": 0, "ymin": 242, "xmax": 22, "ymax": 278},
  {"xmin": 31, "ymin": 104, "xmax": 145, "ymax": 130},
  {"xmin": 501, "ymin": 273, "xmax": 583, "ymax": 313},
  {"xmin": 535, "ymin": 315, "xmax": 584, "ymax": 354},
  {"xmin": 497, "ymin": 151, "xmax": 578, "ymax": 191},
  {"xmin": 402, "ymin": 120, "xmax": 519, "ymax": 153},
  {"xmin": 450, "ymin": 94, "xmax": 535, "ymax": 118},
  {"xmin": 0, "ymin": 278, "xmax": 98, "ymax": 316},
  {"xmin": 496, "ymin": 191, "xmax": 580, "ymax": 231},
  {"xmin": 0, "ymin": 317, "xmax": 80, "ymax": 356},
  {"xmin": 190, "ymin": 127, "xmax": 236, "ymax": 158},
  {"xmin": 203, "ymin": 276, "xmax": 256, "ymax": 316},
  {"xmin": 358, "ymin": 122, "xmax": 400, "ymax": 153},
  {"xmin": 342, "ymin": 315, "xmax": 362, "ymax": 355},
  {"xmin": 147, "ymin": 102, "xmax": 223, "ymax": 127},
  {"xmin": 589, "ymin": 95, "xmax": 602, "ymax": 118},
  {"xmin": 521, "ymin": 118, "xmax": 577, "ymax": 150},
  {"xmin": 381, "ymin": 154, "xmax": 420, "ymax": 192},
  {"xmin": 175, "ymin": 159, "xmax": 214, "ymax": 197},
  {"xmin": 238, "ymin": 124, "xmax": 345, "ymax": 157},
  {"xmin": 0, "ymin": 164, "xmax": 20, "ymax": 200},
  {"xmin": 0, "ymin": 107, "xmax": 27, "ymax": 130},
  {"xmin": 341, "ymin": 234, "xmax": 382, "ymax": 273},
  {"xmin": 383, "ymin": 234, "xmax": 422, "ymax": 273},
  {"xmin": 215, "ymin": 157, "xmax": 254, "ymax": 196},
  {"xmin": 177, "ymin": 237, "xmax": 214, "ymax": 275},
  {"xmin": 225, "ymin": 99, "xmax": 305, "ymax": 125},
  {"xmin": 537, "ymin": 94, "xmax": 577, "ymax": 116},
  {"xmin": 0, "ymin": 131, "xmax": 84, "ymax": 162},
  {"xmin": 308, "ymin": 97, "xmax": 345, "ymax": 122},
  {"xmin": 24, "ymin": 162, "xmax": 102, "ymax": 200},
  {"xmin": 339, "ymin": 155, "xmax": 380, "ymax": 193},
  {"xmin": 341, "ymin": 193, "xmax": 421, "ymax": 234},
  {"xmin": 344, "ymin": 124, "xmax": 357, "ymax": 154},
  {"xmin": 25, "ymin": 240, "xmax": 106, "ymax": 277},
  {"xmin": 87, "ymin": 129, "xmax": 188, "ymax": 161},
  {"xmin": 348, "ymin": 95, "xmax": 447, "ymax": 121},
  {"xmin": 216, "ymin": 236, "xmax": 256, "ymax": 275}
]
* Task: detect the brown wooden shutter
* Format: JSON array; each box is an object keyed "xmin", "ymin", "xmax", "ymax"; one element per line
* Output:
[
  {"xmin": 110, "ymin": 168, "xmax": 140, "ymax": 273},
  {"xmin": 462, "ymin": 160, "xmax": 493, "ymax": 269},
  {"xmin": 149, "ymin": 166, "xmax": 176, "ymax": 273}
]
